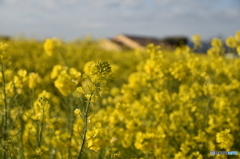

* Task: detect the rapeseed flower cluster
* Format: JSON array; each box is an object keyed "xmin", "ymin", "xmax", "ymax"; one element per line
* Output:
[
  {"xmin": 192, "ymin": 34, "xmax": 202, "ymax": 50},
  {"xmin": 225, "ymin": 31, "xmax": 240, "ymax": 55},
  {"xmin": 44, "ymin": 38, "xmax": 62, "ymax": 56},
  {"xmin": 207, "ymin": 38, "xmax": 225, "ymax": 56},
  {"xmin": 51, "ymin": 65, "xmax": 81, "ymax": 96},
  {"xmin": 216, "ymin": 129, "xmax": 234, "ymax": 151}
]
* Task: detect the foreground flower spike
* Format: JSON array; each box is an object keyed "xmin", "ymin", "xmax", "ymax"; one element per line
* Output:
[
  {"xmin": 96, "ymin": 61, "xmax": 111, "ymax": 75},
  {"xmin": 73, "ymin": 61, "xmax": 112, "ymax": 158}
]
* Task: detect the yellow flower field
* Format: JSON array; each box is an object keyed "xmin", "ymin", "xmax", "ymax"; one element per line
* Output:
[{"xmin": 0, "ymin": 31, "xmax": 240, "ymax": 159}]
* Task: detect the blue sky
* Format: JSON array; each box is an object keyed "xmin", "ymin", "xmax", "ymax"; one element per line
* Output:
[{"xmin": 0, "ymin": 0, "xmax": 239, "ymax": 41}]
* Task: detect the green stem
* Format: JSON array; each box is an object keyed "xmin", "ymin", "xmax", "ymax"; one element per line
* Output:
[
  {"xmin": 38, "ymin": 108, "xmax": 45, "ymax": 148},
  {"xmin": 76, "ymin": 94, "xmax": 92, "ymax": 159}
]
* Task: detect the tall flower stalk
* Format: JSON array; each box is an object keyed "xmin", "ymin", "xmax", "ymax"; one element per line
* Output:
[{"xmin": 74, "ymin": 61, "xmax": 112, "ymax": 159}]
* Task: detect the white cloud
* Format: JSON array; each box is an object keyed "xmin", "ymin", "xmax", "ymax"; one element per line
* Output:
[{"xmin": 0, "ymin": 0, "xmax": 239, "ymax": 40}]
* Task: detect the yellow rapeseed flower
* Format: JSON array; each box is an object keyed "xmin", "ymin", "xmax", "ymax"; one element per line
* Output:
[
  {"xmin": 0, "ymin": 42, "xmax": 8, "ymax": 61},
  {"xmin": 74, "ymin": 108, "xmax": 81, "ymax": 115},
  {"xmin": 192, "ymin": 34, "xmax": 202, "ymax": 49},
  {"xmin": 225, "ymin": 36, "xmax": 238, "ymax": 48},
  {"xmin": 207, "ymin": 47, "xmax": 221, "ymax": 56},
  {"xmin": 235, "ymin": 30, "xmax": 240, "ymax": 42},
  {"xmin": 52, "ymin": 66, "xmax": 81, "ymax": 96},
  {"xmin": 211, "ymin": 38, "xmax": 223, "ymax": 48},
  {"xmin": 54, "ymin": 75, "xmax": 76, "ymax": 96},
  {"xmin": 83, "ymin": 61, "xmax": 95, "ymax": 74},
  {"xmin": 0, "ymin": 42, "xmax": 8, "ymax": 50},
  {"xmin": 5, "ymin": 81, "xmax": 14, "ymax": 97},
  {"xmin": 51, "ymin": 65, "xmax": 64, "ymax": 79},
  {"xmin": 35, "ymin": 147, "xmax": 42, "ymax": 156},
  {"xmin": 44, "ymin": 38, "xmax": 61, "ymax": 56},
  {"xmin": 28, "ymin": 72, "xmax": 41, "ymax": 89},
  {"xmin": 73, "ymin": 87, "xmax": 84, "ymax": 98},
  {"xmin": 237, "ymin": 46, "xmax": 240, "ymax": 55},
  {"xmin": 216, "ymin": 129, "xmax": 233, "ymax": 151}
]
